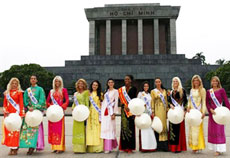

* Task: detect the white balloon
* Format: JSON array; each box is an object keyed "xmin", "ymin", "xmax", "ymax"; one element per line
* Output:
[
  {"xmin": 167, "ymin": 107, "xmax": 184, "ymax": 124},
  {"xmin": 4, "ymin": 113, "xmax": 22, "ymax": 131},
  {"xmin": 46, "ymin": 105, "xmax": 64, "ymax": 122},
  {"xmin": 72, "ymin": 105, "xmax": 90, "ymax": 122},
  {"xmin": 151, "ymin": 116, "xmax": 163, "ymax": 133},
  {"xmin": 128, "ymin": 98, "xmax": 145, "ymax": 115},
  {"xmin": 213, "ymin": 106, "xmax": 230, "ymax": 125},
  {"xmin": 25, "ymin": 110, "xmax": 43, "ymax": 127}
]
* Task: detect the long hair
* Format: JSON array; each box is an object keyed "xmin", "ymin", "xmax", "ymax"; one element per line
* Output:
[
  {"xmin": 51, "ymin": 76, "xmax": 63, "ymax": 95},
  {"xmin": 211, "ymin": 76, "xmax": 222, "ymax": 88},
  {"xmin": 90, "ymin": 80, "xmax": 102, "ymax": 101},
  {"xmin": 141, "ymin": 81, "xmax": 150, "ymax": 93},
  {"xmin": 154, "ymin": 77, "xmax": 166, "ymax": 90},
  {"xmin": 75, "ymin": 78, "xmax": 88, "ymax": 92},
  {"xmin": 172, "ymin": 77, "xmax": 183, "ymax": 98},
  {"xmin": 6, "ymin": 77, "xmax": 23, "ymax": 94},
  {"xmin": 105, "ymin": 78, "xmax": 115, "ymax": 92},
  {"xmin": 191, "ymin": 75, "xmax": 204, "ymax": 94}
]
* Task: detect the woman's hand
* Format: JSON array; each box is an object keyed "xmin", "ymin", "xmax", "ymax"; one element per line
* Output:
[
  {"xmin": 170, "ymin": 104, "xmax": 175, "ymax": 109},
  {"xmin": 111, "ymin": 114, "xmax": 116, "ymax": 120},
  {"xmin": 125, "ymin": 106, "xmax": 130, "ymax": 112},
  {"xmin": 210, "ymin": 108, "xmax": 216, "ymax": 115},
  {"xmin": 28, "ymin": 107, "xmax": 34, "ymax": 112},
  {"xmin": 201, "ymin": 113, "xmax": 205, "ymax": 119},
  {"xmin": 187, "ymin": 107, "xmax": 191, "ymax": 113}
]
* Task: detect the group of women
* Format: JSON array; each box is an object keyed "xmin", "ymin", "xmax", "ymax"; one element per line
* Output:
[{"xmin": 1, "ymin": 74, "xmax": 230, "ymax": 156}]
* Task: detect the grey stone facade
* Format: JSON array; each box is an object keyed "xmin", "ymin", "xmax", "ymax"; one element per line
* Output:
[
  {"xmin": 45, "ymin": 54, "xmax": 219, "ymax": 91},
  {"xmin": 44, "ymin": 4, "xmax": 219, "ymax": 91}
]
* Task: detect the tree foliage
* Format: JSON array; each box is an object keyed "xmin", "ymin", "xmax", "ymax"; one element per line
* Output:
[
  {"xmin": 192, "ymin": 52, "xmax": 207, "ymax": 65},
  {"xmin": 0, "ymin": 64, "xmax": 55, "ymax": 91},
  {"xmin": 205, "ymin": 62, "xmax": 230, "ymax": 94}
]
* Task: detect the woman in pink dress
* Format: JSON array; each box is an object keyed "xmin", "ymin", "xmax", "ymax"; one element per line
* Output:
[
  {"xmin": 206, "ymin": 76, "xmax": 230, "ymax": 156},
  {"xmin": 46, "ymin": 76, "xmax": 69, "ymax": 154},
  {"xmin": 101, "ymin": 78, "xmax": 118, "ymax": 153}
]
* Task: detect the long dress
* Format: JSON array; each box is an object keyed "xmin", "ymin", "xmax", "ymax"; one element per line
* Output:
[
  {"xmin": 2, "ymin": 90, "xmax": 25, "ymax": 149},
  {"xmin": 101, "ymin": 89, "xmax": 118, "ymax": 151},
  {"xmin": 72, "ymin": 90, "xmax": 89, "ymax": 153},
  {"xmin": 188, "ymin": 88, "xmax": 206, "ymax": 150},
  {"xmin": 118, "ymin": 86, "xmax": 137, "ymax": 152},
  {"xmin": 168, "ymin": 89, "xmax": 187, "ymax": 152},
  {"xmin": 86, "ymin": 91, "xmax": 104, "ymax": 153},
  {"xmin": 46, "ymin": 88, "xmax": 69, "ymax": 151},
  {"xmin": 206, "ymin": 88, "xmax": 230, "ymax": 153},
  {"xmin": 150, "ymin": 89, "xmax": 168, "ymax": 151},
  {"xmin": 19, "ymin": 85, "xmax": 46, "ymax": 150},
  {"xmin": 138, "ymin": 91, "xmax": 157, "ymax": 152}
]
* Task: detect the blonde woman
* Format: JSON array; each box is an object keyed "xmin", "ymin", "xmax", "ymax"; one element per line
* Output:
[
  {"xmin": 72, "ymin": 79, "xmax": 89, "ymax": 153},
  {"xmin": 46, "ymin": 76, "xmax": 69, "ymax": 153},
  {"xmin": 187, "ymin": 75, "xmax": 206, "ymax": 153},
  {"xmin": 2, "ymin": 78, "xmax": 25, "ymax": 155},
  {"xmin": 206, "ymin": 76, "xmax": 230, "ymax": 156},
  {"xmin": 168, "ymin": 77, "xmax": 187, "ymax": 153}
]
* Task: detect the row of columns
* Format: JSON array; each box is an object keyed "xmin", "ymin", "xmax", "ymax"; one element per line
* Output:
[{"xmin": 89, "ymin": 19, "xmax": 177, "ymax": 55}]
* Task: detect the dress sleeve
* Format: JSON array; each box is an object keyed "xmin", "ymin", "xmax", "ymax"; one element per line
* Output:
[
  {"xmin": 183, "ymin": 89, "xmax": 188, "ymax": 110},
  {"xmin": 19, "ymin": 92, "xmax": 25, "ymax": 117},
  {"xmin": 187, "ymin": 90, "xmax": 192, "ymax": 109},
  {"xmin": 46, "ymin": 91, "xmax": 52, "ymax": 108},
  {"xmin": 150, "ymin": 90, "xmax": 155, "ymax": 114},
  {"xmin": 37, "ymin": 87, "xmax": 46, "ymax": 110},
  {"xmin": 206, "ymin": 90, "xmax": 212, "ymax": 113},
  {"xmin": 113, "ymin": 90, "xmax": 119, "ymax": 114},
  {"xmin": 61, "ymin": 88, "xmax": 69, "ymax": 110},
  {"xmin": 164, "ymin": 90, "xmax": 169, "ymax": 112},
  {"xmin": 137, "ymin": 92, "xmax": 142, "ymax": 99},
  {"xmin": 84, "ymin": 90, "xmax": 90, "ymax": 108},
  {"xmin": 3, "ymin": 94, "xmax": 8, "ymax": 115},
  {"xmin": 72, "ymin": 92, "xmax": 76, "ymax": 109},
  {"xmin": 23, "ymin": 89, "xmax": 30, "ymax": 108},
  {"xmin": 221, "ymin": 88, "xmax": 230, "ymax": 109},
  {"xmin": 201, "ymin": 88, "xmax": 207, "ymax": 114}
]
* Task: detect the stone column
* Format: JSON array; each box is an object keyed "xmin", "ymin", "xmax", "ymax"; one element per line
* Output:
[
  {"xmin": 122, "ymin": 20, "xmax": 127, "ymax": 55},
  {"xmin": 138, "ymin": 19, "xmax": 143, "ymax": 55},
  {"xmin": 106, "ymin": 20, "xmax": 111, "ymax": 55},
  {"xmin": 89, "ymin": 21, "xmax": 95, "ymax": 55},
  {"xmin": 170, "ymin": 19, "xmax": 177, "ymax": 54},
  {"xmin": 154, "ymin": 19, "xmax": 159, "ymax": 54}
]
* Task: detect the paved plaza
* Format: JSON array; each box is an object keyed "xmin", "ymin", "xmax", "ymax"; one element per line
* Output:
[{"xmin": 1, "ymin": 112, "xmax": 230, "ymax": 158}]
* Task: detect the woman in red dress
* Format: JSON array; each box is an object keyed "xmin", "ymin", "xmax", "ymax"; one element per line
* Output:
[{"xmin": 2, "ymin": 78, "xmax": 25, "ymax": 155}]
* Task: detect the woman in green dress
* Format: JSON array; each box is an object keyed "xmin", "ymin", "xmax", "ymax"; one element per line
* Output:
[
  {"xmin": 19, "ymin": 75, "xmax": 46, "ymax": 155},
  {"xmin": 72, "ymin": 79, "xmax": 89, "ymax": 153}
]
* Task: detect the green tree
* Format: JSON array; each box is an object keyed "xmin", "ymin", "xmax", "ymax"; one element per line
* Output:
[
  {"xmin": 215, "ymin": 59, "xmax": 226, "ymax": 65},
  {"xmin": 192, "ymin": 52, "xmax": 206, "ymax": 65},
  {"xmin": 0, "ymin": 64, "xmax": 55, "ymax": 91},
  {"xmin": 205, "ymin": 62, "xmax": 230, "ymax": 95}
]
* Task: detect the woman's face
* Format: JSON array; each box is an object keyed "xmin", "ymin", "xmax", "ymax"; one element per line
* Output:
[
  {"xmin": 143, "ymin": 83, "xmax": 149, "ymax": 92},
  {"xmin": 108, "ymin": 80, "xmax": 114, "ymax": 89},
  {"xmin": 193, "ymin": 78, "xmax": 200, "ymax": 88},
  {"xmin": 211, "ymin": 78, "xmax": 219, "ymax": 88},
  {"xmin": 92, "ymin": 82, "xmax": 98, "ymax": 91},
  {"xmin": 78, "ymin": 81, "xmax": 84, "ymax": 90},
  {"xmin": 30, "ymin": 76, "xmax": 37, "ymax": 85},
  {"xmin": 11, "ymin": 80, "xmax": 18, "ymax": 90},
  {"xmin": 55, "ymin": 79, "xmax": 61, "ymax": 88},
  {"xmin": 173, "ymin": 79, "xmax": 179, "ymax": 88},
  {"xmin": 155, "ymin": 79, "xmax": 162, "ymax": 88},
  {"xmin": 124, "ymin": 76, "xmax": 131, "ymax": 86}
]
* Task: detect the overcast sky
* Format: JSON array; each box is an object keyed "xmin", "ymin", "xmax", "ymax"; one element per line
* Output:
[{"xmin": 0, "ymin": 0, "xmax": 229, "ymax": 72}]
